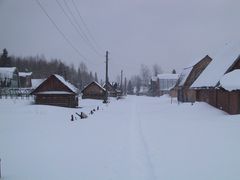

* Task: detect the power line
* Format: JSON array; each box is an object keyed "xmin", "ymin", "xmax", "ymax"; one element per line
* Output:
[
  {"xmin": 71, "ymin": 0, "xmax": 105, "ymax": 52},
  {"xmin": 35, "ymin": 0, "xmax": 90, "ymax": 63},
  {"xmin": 55, "ymin": 0, "xmax": 88, "ymax": 45},
  {"xmin": 62, "ymin": 0, "xmax": 103, "ymax": 57}
]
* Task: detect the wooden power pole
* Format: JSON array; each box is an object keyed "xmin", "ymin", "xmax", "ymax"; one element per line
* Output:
[
  {"xmin": 120, "ymin": 70, "xmax": 123, "ymax": 93},
  {"xmin": 103, "ymin": 51, "xmax": 109, "ymax": 103}
]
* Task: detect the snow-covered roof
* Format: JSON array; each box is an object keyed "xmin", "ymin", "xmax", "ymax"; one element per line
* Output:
[
  {"xmin": 157, "ymin": 73, "xmax": 179, "ymax": 80},
  {"xmin": 19, "ymin": 72, "xmax": 32, "ymax": 77},
  {"xmin": 220, "ymin": 70, "xmax": 240, "ymax": 91},
  {"xmin": 31, "ymin": 79, "xmax": 45, "ymax": 89},
  {"xmin": 178, "ymin": 67, "xmax": 193, "ymax": 86},
  {"xmin": 54, "ymin": 74, "xmax": 78, "ymax": 93},
  {"xmin": 83, "ymin": 81, "xmax": 106, "ymax": 91},
  {"xmin": 191, "ymin": 42, "xmax": 240, "ymax": 88},
  {"xmin": 151, "ymin": 76, "xmax": 158, "ymax": 81},
  {"xmin": 35, "ymin": 91, "xmax": 73, "ymax": 95},
  {"xmin": 0, "ymin": 67, "xmax": 17, "ymax": 79}
]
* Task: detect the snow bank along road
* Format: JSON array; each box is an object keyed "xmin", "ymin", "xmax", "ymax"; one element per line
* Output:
[{"xmin": 1, "ymin": 96, "xmax": 240, "ymax": 180}]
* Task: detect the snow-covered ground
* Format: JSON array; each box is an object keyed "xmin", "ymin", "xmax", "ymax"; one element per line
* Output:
[{"xmin": 1, "ymin": 95, "xmax": 240, "ymax": 180}]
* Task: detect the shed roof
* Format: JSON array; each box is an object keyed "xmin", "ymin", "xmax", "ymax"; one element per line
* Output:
[
  {"xmin": 54, "ymin": 74, "xmax": 78, "ymax": 93},
  {"xmin": 82, "ymin": 81, "xmax": 106, "ymax": 92},
  {"xmin": 191, "ymin": 42, "xmax": 240, "ymax": 88},
  {"xmin": 31, "ymin": 74, "xmax": 78, "ymax": 95},
  {"xmin": 220, "ymin": 69, "xmax": 240, "ymax": 91},
  {"xmin": 31, "ymin": 79, "xmax": 45, "ymax": 89},
  {"xmin": 178, "ymin": 67, "xmax": 193, "ymax": 86}
]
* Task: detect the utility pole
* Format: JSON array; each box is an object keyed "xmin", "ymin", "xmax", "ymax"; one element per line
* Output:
[
  {"xmin": 120, "ymin": 70, "xmax": 123, "ymax": 93},
  {"xmin": 103, "ymin": 51, "xmax": 109, "ymax": 103}
]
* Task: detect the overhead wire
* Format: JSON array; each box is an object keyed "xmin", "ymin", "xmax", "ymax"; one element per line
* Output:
[
  {"xmin": 62, "ymin": 0, "xmax": 103, "ymax": 57},
  {"xmin": 35, "ymin": 0, "xmax": 91, "ymax": 63},
  {"xmin": 71, "ymin": 0, "xmax": 105, "ymax": 52},
  {"xmin": 55, "ymin": 0, "xmax": 90, "ymax": 47}
]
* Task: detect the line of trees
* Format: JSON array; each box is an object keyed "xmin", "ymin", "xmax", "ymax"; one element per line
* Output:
[{"xmin": 0, "ymin": 48, "xmax": 99, "ymax": 90}]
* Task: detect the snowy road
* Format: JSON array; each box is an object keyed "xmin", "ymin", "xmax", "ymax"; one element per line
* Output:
[{"xmin": 1, "ymin": 96, "xmax": 240, "ymax": 180}]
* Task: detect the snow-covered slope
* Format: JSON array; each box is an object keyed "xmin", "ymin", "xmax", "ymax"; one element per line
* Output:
[{"xmin": 1, "ymin": 96, "xmax": 240, "ymax": 180}]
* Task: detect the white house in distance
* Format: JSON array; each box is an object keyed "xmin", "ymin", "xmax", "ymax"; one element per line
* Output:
[{"xmin": 150, "ymin": 73, "xmax": 179, "ymax": 96}]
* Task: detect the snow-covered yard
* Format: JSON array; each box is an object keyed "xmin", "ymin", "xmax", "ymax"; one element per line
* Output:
[{"xmin": 1, "ymin": 95, "xmax": 240, "ymax": 180}]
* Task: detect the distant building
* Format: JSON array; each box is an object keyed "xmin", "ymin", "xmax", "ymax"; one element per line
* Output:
[
  {"xmin": 30, "ymin": 74, "xmax": 79, "ymax": 108},
  {"xmin": 150, "ymin": 73, "xmax": 179, "ymax": 96},
  {"xmin": 0, "ymin": 67, "xmax": 19, "ymax": 88},
  {"xmin": 19, "ymin": 72, "xmax": 32, "ymax": 88},
  {"xmin": 82, "ymin": 81, "xmax": 106, "ymax": 100},
  {"xmin": 177, "ymin": 55, "xmax": 212, "ymax": 102}
]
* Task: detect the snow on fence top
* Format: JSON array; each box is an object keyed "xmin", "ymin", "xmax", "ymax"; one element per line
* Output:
[
  {"xmin": 191, "ymin": 42, "xmax": 240, "ymax": 88},
  {"xmin": 0, "ymin": 67, "xmax": 17, "ymax": 79},
  {"xmin": 54, "ymin": 74, "xmax": 78, "ymax": 93},
  {"xmin": 220, "ymin": 69, "xmax": 240, "ymax": 91}
]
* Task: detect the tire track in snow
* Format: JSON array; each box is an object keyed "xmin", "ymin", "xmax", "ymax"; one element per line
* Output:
[{"xmin": 129, "ymin": 98, "xmax": 157, "ymax": 180}]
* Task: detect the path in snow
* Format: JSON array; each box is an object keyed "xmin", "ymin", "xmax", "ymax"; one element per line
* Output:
[{"xmin": 129, "ymin": 98, "xmax": 156, "ymax": 180}]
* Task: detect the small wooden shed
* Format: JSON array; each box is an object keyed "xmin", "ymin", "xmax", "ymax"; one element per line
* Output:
[
  {"xmin": 82, "ymin": 81, "xmax": 106, "ymax": 100},
  {"xmin": 30, "ymin": 74, "xmax": 79, "ymax": 108}
]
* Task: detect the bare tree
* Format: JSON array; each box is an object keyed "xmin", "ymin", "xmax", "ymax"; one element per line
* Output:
[{"xmin": 140, "ymin": 64, "xmax": 151, "ymax": 86}]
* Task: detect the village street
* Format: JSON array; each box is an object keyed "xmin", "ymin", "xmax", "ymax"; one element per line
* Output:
[{"xmin": 1, "ymin": 95, "xmax": 240, "ymax": 180}]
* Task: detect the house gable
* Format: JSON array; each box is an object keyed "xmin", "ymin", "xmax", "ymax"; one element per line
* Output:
[{"xmin": 31, "ymin": 75, "xmax": 76, "ymax": 95}]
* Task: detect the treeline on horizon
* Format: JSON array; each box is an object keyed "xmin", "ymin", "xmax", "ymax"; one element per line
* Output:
[{"xmin": 0, "ymin": 48, "xmax": 99, "ymax": 90}]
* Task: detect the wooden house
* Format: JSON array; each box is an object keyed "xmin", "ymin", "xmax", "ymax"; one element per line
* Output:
[
  {"xmin": 19, "ymin": 72, "xmax": 32, "ymax": 88},
  {"xmin": 82, "ymin": 81, "xmax": 106, "ymax": 100},
  {"xmin": 30, "ymin": 74, "xmax": 79, "ymax": 108},
  {"xmin": 0, "ymin": 67, "xmax": 19, "ymax": 88},
  {"xmin": 191, "ymin": 42, "xmax": 240, "ymax": 114},
  {"xmin": 177, "ymin": 55, "xmax": 212, "ymax": 102}
]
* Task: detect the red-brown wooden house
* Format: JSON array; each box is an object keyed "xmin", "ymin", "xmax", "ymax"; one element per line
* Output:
[
  {"xmin": 191, "ymin": 42, "xmax": 240, "ymax": 114},
  {"xmin": 30, "ymin": 74, "xmax": 79, "ymax": 108}
]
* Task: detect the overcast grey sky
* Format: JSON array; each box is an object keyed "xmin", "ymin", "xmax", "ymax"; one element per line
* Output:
[{"xmin": 0, "ymin": 0, "xmax": 240, "ymax": 81}]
